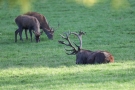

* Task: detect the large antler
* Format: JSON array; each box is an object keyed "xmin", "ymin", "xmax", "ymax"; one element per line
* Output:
[
  {"xmin": 71, "ymin": 31, "xmax": 85, "ymax": 49},
  {"xmin": 58, "ymin": 31, "xmax": 85, "ymax": 55},
  {"xmin": 58, "ymin": 32, "xmax": 78, "ymax": 55}
]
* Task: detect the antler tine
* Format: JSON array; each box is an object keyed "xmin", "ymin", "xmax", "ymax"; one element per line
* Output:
[
  {"xmin": 64, "ymin": 47, "xmax": 76, "ymax": 55},
  {"xmin": 79, "ymin": 30, "xmax": 86, "ymax": 36},
  {"xmin": 66, "ymin": 52, "xmax": 76, "ymax": 55},
  {"xmin": 71, "ymin": 32, "xmax": 83, "ymax": 49},
  {"xmin": 60, "ymin": 34, "xmax": 66, "ymax": 39},
  {"xmin": 64, "ymin": 47, "xmax": 74, "ymax": 51},
  {"xmin": 58, "ymin": 40, "xmax": 66, "ymax": 45},
  {"xmin": 58, "ymin": 31, "xmax": 78, "ymax": 55},
  {"xmin": 73, "ymin": 42, "xmax": 81, "ymax": 51},
  {"xmin": 65, "ymin": 32, "xmax": 77, "ymax": 50},
  {"xmin": 60, "ymin": 31, "xmax": 71, "ymax": 40}
]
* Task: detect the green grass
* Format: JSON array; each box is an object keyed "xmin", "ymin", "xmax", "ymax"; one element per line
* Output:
[{"xmin": 0, "ymin": 0, "xmax": 135, "ymax": 90}]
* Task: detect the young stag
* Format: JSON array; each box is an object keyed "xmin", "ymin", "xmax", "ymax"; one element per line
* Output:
[
  {"xmin": 58, "ymin": 31, "xmax": 114, "ymax": 64},
  {"xmin": 15, "ymin": 15, "xmax": 40, "ymax": 43},
  {"xmin": 24, "ymin": 12, "xmax": 54, "ymax": 39}
]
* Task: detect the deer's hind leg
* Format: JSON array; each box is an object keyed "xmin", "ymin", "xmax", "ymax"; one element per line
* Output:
[
  {"xmin": 25, "ymin": 29, "xmax": 28, "ymax": 40},
  {"xmin": 18, "ymin": 28, "xmax": 23, "ymax": 41}
]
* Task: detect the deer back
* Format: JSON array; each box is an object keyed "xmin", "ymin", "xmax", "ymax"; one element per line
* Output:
[
  {"xmin": 25, "ymin": 12, "xmax": 49, "ymax": 29},
  {"xmin": 76, "ymin": 50, "xmax": 114, "ymax": 64}
]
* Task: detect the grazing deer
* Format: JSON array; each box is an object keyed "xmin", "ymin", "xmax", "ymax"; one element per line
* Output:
[
  {"xmin": 15, "ymin": 15, "xmax": 40, "ymax": 43},
  {"xmin": 58, "ymin": 31, "xmax": 114, "ymax": 64},
  {"xmin": 24, "ymin": 12, "xmax": 54, "ymax": 39}
]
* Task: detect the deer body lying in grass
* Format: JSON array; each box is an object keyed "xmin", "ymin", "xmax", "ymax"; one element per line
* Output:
[
  {"xmin": 58, "ymin": 31, "xmax": 114, "ymax": 64},
  {"xmin": 15, "ymin": 15, "xmax": 40, "ymax": 43},
  {"xmin": 24, "ymin": 12, "xmax": 54, "ymax": 39}
]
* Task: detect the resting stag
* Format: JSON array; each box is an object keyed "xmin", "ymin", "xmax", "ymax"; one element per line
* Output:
[{"xmin": 58, "ymin": 31, "xmax": 114, "ymax": 64}]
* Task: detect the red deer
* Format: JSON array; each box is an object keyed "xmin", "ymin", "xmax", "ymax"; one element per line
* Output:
[
  {"xmin": 24, "ymin": 12, "xmax": 54, "ymax": 39},
  {"xmin": 58, "ymin": 31, "xmax": 114, "ymax": 64},
  {"xmin": 15, "ymin": 15, "xmax": 40, "ymax": 43}
]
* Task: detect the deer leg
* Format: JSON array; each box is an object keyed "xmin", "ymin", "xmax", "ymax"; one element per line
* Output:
[
  {"xmin": 25, "ymin": 29, "xmax": 28, "ymax": 40},
  {"xmin": 15, "ymin": 29, "xmax": 19, "ymax": 42},
  {"xmin": 18, "ymin": 28, "xmax": 23, "ymax": 41},
  {"xmin": 29, "ymin": 29, "xmax": 32, "ymax": 42}
]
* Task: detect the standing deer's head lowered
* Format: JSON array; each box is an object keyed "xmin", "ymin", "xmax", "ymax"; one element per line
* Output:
[{"xmin": 58, "ymin": 31, "xmax": 114, "ymax": 64}]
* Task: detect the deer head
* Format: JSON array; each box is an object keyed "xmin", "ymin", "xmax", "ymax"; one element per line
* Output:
[
  {"xmin": 33, "ymin": 31, "xmax": 41, "ymax": 43},
  {"xmin": 45, "ymin": 22, "xmax": 59, "ymax": 40}
]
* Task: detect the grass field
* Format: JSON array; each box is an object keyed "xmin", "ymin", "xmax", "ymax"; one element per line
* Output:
[{"xmin": 0, "ymin": 0, "xmax": 135, "ymax": 90}]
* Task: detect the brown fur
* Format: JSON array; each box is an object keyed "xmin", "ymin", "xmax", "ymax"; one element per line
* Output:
[
  {"xmin": 24, "ymin": 12, "xmax": 54, "ymax": 39},
  {"xmin": 76, "ymin": 49, "xmax": 114, "ymax": 64}
]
